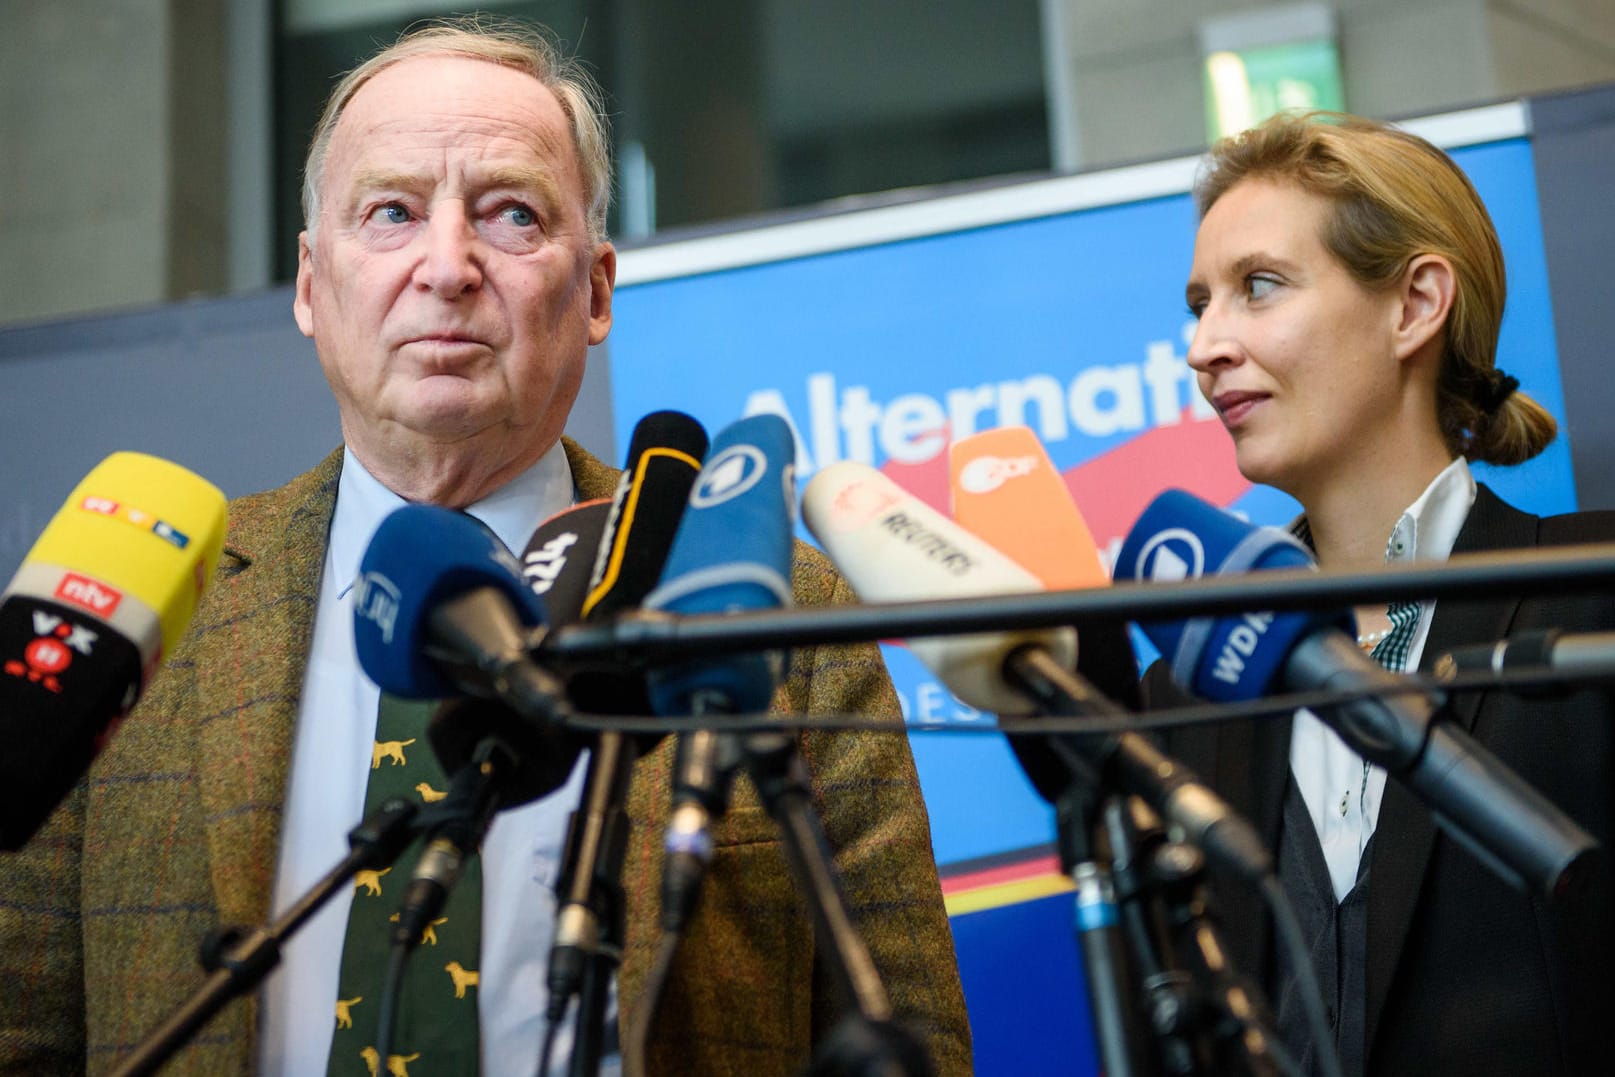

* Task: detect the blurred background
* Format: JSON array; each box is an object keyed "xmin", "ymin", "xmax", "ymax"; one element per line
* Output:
[{"xmin": 5, "ymin": 0, "xmax": 1613, "ymax": 329}]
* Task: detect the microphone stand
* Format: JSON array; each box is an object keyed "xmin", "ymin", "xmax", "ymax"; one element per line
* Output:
[
  {"xmin": 541, "ymin": 541, "xmax": 1615, "ymax": 666},
  {"xmin": 1004, "ymin": 652, "xmax": 1288, "ymax": 1076},
  {"xmin": 107, "ymin": 798, "xmax": 422, "ymax": 1077},
  {"xmin": 1052, "ymin": 782, "xmax": 1158, "ymax": 1077},
  {"xmin": 550, "ymin": 729, "xmax": 636, "ymax": 1077},
  {"xmin": 1104, "ymin": 799, "xmax": 1282, "ymax": 1077},
  {"xmin": 741, "ymin": 731, "xmax": 932, "ymax": 1077}
]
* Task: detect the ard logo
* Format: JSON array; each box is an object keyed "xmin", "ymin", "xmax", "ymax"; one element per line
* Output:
[
  {"xmin": 692, "ymin": 445, "xmax": 766, "ymax": 508},
  {"xmin": 1133, "ymin": 528, "xmax": 1205, "ymax": 583}
]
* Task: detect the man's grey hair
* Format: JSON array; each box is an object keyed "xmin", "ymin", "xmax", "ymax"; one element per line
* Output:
[{"xmin": 301, "ymin": 16, "xmax": 612, "ymax": 243}]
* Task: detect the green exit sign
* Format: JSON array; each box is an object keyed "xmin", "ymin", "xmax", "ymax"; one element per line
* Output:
[{"xmin": 1205, "ymin": 37, "xmax": 1345, "ymax": 139}]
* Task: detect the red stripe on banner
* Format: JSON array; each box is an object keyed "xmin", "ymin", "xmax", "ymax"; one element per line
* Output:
[
  {"xmin": 940, "ymin": 852, "xmax": 1062, "ymax": 896},
  {"xmin": 879, "ymin": 440, "xmax": 952, "ymax": 515},
  {"xmin": 1064, "ymin": 408, "xmax": 1248, "ymax": 551}
]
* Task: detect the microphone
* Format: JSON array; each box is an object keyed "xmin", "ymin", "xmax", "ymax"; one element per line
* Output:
[
  {"xmin": 352, "ymin": 508, "xmax": 578, "ymax": 963},
  {"xmin": 802, "ymin": 461, "xmax": 1075, "ymax": 715},
  {"xmin": 2, "ymin": 452, "xmax": 227, "ymax": 851},
  {"xmin": 803, "ymin": 462, "xmax": 1271, "ymax": 880},
  {"xmin": 353, "ymin": 503, "xmax": 565, "ymax": 720},
  {"xmin": 949, "ymin": 424, "xmax": 1109, "ymax": 590},
  {"xmin": 541, "ymin": 410, "xmax": 707, "ymax": 1042},
  {"xmin": 522, "ymin": 497, "xmax": 614, "ymax": 625},
  {"xmin": 583, "ymin": 411, "xmax": 709, "ymax": 622},
  {"xmin": 1116, "ymin": 489, "xmax": 1599, "ymax": 899},
  {"xmin": 642, "ymin": 413, "xmax": 797, "ymax": 931},
  {"xmin": 948, "ymin": 425, "xmax": 1146, "ymax": 798},
  {"xmin": 1435, "ymin": 628, "xmax": 1615, "ymax": 693},
  {"xmin": 945, "ymin": 434, "xmax": 1283, "ymax": 1075}
]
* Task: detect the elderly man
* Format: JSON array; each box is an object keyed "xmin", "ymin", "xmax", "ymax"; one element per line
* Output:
[{"xmin": 0, "ymin": 19, "xmax": 970, "ymax": 1077}]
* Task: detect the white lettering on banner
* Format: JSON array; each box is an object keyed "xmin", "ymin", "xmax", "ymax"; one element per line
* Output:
[
  {"xmin": 742, "ymin": 324, "xmax": 1213, "ymax": 476},
  {"xmin": 894, "ymin": 679, "xmax": 989, "ymax": 725}
]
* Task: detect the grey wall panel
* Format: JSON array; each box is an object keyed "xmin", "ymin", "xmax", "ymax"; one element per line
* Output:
[
  {"xmin": 1530, "ymin": 84, "xmax": 1615, "ymax": 512},
  {"xmin": 0, "ymin": 286, "xmax": 617, "ymax": 583}
]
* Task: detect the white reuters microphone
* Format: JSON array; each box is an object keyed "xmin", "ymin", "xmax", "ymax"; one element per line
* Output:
[{"xmin": 801, "ymin": 461, "xmax": 1075, "ymax": 714}]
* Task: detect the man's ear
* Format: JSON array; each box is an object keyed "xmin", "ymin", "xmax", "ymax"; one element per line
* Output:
[
  {"xmin": 293, "ymin": 232, "xmax": 316, "ymax": 339},
  {"xmin": 587, "ymin": 242, "xmax": 616, "ymax": 346},
  {"xmin": 1393, "ymin": 253, "xmax": 1456, "ymax": 364}
]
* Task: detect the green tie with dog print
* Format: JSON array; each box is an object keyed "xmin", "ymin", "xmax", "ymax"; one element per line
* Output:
[{"xmin": 327, "ymin": 695, "xmax": 481, "ymax": 1076}]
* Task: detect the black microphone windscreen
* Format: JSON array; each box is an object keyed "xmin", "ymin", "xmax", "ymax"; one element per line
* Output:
[
  {"xmin": 427, "ymin": 697, "xmax": 585, "ymax": 809},
  {"xmin": 522, "ymin": 499, "xmax": 614, "ymax": 627},
  {"xmin": 623, "ymin": 410, "xmax": 710, "ymax": 476},
  {"xmin": 2, "ymin": 596, "xmax": 144, "ymax": 850}
]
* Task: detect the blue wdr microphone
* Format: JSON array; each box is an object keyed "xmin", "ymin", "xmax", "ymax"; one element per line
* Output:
[
  {"xmin": 1117, "ymin": 488, "xmax": 1352, "ymax": 702},
  {"xmin": 1116, "ymin": 489, "xmax": 1597, "ymax": 899}
]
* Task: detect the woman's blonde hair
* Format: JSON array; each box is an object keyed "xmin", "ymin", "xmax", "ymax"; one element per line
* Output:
[{"xmin": 1195, "ymin": 111, "xmax": 1554, "ymax": 465}]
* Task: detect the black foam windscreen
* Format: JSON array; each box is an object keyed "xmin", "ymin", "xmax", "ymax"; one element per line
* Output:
[
  {"xmin": 427, "ymin": 696, "xmax": 585, "ymax": 809},
  {"xmin": 522, "ymin": 498, "xmax": 614, "ymax": 627}
]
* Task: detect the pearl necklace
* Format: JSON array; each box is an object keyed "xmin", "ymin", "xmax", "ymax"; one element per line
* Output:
[{"xmin": 1356, "ymin": 626, "xmax": 1392, "ymax": 650}]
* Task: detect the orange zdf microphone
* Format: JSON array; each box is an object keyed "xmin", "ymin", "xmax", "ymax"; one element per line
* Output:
[
  {"xmin": 948, "ymin": 425, "xmax": 1148, "ymax": 795},
  {"xmin": 1, "ymin": 452, "xmax": 227, "ymax": 850},
  {"xmin": 949, "ymin": 425, "xmax": 1107, "ymax": 590}
]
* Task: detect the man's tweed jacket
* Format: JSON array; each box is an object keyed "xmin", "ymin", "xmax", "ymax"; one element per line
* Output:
[{"xmin": 0, "ymin": 442, "xmax": 972, "ymax": 1075}]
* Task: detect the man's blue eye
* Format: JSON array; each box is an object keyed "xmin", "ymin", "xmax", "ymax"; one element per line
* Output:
[
  {"xmin": 377, "ymin": 204, "xmax": 410, "ymax": 224},
  {"xmin": 503, "ymin": 205, "xmax": 536, "ymax": 227},
  {"xmin": 1248, "ymin": 275, "xmax": 1279, "ymax": 299}
]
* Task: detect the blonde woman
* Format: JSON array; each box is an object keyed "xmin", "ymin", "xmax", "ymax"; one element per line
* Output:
[{"xmin": 1158, "ymin": 113, "xmax": 1612, "ymax": 1076}]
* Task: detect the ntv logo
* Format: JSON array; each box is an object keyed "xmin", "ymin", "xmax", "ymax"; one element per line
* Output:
[{"xmin": 740, "ymin": 325, "xmax": 1213, "ymax": 475}]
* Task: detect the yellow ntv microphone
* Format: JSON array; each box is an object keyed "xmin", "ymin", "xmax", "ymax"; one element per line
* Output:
[{"xmin": 1, "ymin": 452, "xmax": 227, "ymax": 850}]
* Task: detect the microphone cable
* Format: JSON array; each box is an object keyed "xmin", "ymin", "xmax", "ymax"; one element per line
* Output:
[
  {"xmin": 1259, "ymin": 874, "xmax": 1343, "ymax": 1077},
  {"xmin": 622, "ymin": 928, "xmax": 682, "ymax": 1077}
]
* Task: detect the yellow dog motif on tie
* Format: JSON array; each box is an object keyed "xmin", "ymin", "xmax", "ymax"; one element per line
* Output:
[
  {"xmin": 353, "ymin": 867, "xmax": 391, "ymax": 897},
  {"xmin": 389, "ymin": 912, "xmax": 449, "ymax": 946},
  {"xmin": 445, "ymin": 960, "xmax": 479, "ymax": 998},
  {"xmin": 334, "ymin": 996, "xmax": 362, "ymax": 1029},
  {"xmin": 372, "ymin": 738, "xmax": 416, "ymax": 768},
  {"xmin": 414, "ymin": 781, "xmax": 447, "ymax": 802},
  {"xmin": 360, "ymin": 1047, "xmax": 420, "ymax": 1077}
]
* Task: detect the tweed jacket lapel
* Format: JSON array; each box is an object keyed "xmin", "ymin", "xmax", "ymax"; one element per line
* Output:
[
  {"xmin": 1362, "ymin": 483, "xmax": 1535, "ymax": 1058},
  {"xmin": 192, "ymin": 449, "xmax": 341, "ymax": 930},
  {"xmin": 189, "ymin": 440, "xmax": 600, "ymax": 929},
  {"xmin": 563, "ymin": 435, "xmax": 623, "ymax": 502}
]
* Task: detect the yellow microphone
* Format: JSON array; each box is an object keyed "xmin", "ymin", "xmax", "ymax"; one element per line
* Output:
[{"xmin": 1, "ymin": 452, "xmax": 227, "ymax": 850}]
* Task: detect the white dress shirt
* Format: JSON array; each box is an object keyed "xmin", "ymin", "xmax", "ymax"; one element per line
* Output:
[
  {"xmin": 1288, "ymin": 456, "xmax": 1477, "ymax": 902},
  {"xmin": 257, "ymin": 444, "xmax": 594, "ymax": 1075}
]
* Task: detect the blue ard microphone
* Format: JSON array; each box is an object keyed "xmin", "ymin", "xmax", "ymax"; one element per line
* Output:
[
  {"xmin": 353, "ymin": 504, "xmax": 562, "ymax": 721},
  {"xmin": 641, "ymin": 413, "xmax": 796, "ymax": 933},
  {"xmin": 643, "ymin": 414, "xmax": 796, "ymax": 716},
  {"xmin": 1115, "ymin": 489, "xmax": 1598, "ymax": 900}
]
